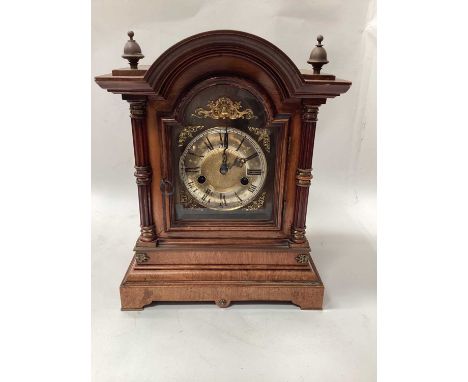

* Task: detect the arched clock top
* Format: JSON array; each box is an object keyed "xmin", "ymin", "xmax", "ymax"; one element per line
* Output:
[
  {"xmin": 95, "ymin": 30, "xmax": 351, "ymax": 104},
  {"xmin": 144, "ymin": 30, "xmax": 305, "ymax": 103}
]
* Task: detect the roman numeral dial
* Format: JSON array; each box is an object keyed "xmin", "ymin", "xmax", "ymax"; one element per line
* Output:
[{"xmin": 179, "ymin": 127, "xmax": 268, "ymax": 211}]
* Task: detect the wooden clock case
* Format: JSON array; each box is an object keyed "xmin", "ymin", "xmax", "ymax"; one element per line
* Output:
[{"xmin": 95, "ymin": 30, "xmax": 351, "ymax": 310}]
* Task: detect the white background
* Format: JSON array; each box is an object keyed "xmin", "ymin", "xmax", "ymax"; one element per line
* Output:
[
  {"xmin": 92, "ymin": 1, "xmax": 376, "ymax": 381},
  {"xmin": 3, "ymin": 1, "xmax": 468, "ymax": 382}
]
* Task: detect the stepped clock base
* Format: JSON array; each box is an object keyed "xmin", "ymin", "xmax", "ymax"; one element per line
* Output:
[{"xmin": 120, "ymin": 258, "xmax": 324, "ymax": 310}]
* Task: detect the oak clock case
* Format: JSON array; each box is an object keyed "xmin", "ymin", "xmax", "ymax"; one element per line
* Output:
[{"xmin": 95, "ymin": 30, "xmax": 351, "ymax": 310}]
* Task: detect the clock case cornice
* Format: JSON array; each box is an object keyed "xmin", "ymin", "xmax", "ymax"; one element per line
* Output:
[{"xmin": 95, "ymin": 30, "xmax": 351, "ymax": 103}]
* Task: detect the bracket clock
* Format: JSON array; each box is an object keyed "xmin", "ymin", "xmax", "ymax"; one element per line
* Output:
[{"xmin": 95, "ymin": 30, "xmax": 351, "ymax": 310}]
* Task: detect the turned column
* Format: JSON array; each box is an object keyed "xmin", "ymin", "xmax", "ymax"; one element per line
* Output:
[
  {"xmin": 128, "ymin": 98, "xmax": 156, "ymax": 242},
  {"xmin": 291, "ymin": 102, "xmax": 320, "ymax": 244}
]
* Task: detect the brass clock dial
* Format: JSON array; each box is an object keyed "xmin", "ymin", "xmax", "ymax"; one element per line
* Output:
[{"xmin": 179, "ymin": 127, "xmax": 267, "ymax": 211}]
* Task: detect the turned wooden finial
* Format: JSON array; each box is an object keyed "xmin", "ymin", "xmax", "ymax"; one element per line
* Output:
[
  {"xmin": 122, "ymin": 31, "xmax": 144, "ymax": 69},
  {"xmin": 307, "ymin": 35, "xmax": 329, "ymax": 74}
]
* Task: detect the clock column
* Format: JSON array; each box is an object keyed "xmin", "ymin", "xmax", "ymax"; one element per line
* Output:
[
  {"xmin": 291, "ymin": 35, "xmax": 331, "ymax": 245},
  {"xmin": 128, "ymin": 98, "xmax": 156, "ymax": 243},
  {"xmin": 291, "ymin": 102, "xmax": 320, "ymax": 244}
]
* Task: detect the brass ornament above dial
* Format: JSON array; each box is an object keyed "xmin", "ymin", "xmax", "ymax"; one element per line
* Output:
[{"xmin": 179, "ymin": 127, "xmax": 267, "ymax": 211}]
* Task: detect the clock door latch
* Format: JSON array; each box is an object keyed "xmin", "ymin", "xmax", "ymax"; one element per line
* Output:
[{"xmin": 159, "ymin": 179, "xmax": 174, "ymax": 196}]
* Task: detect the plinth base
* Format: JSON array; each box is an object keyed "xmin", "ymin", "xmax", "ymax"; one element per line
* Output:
[{"xmin": 120, "ymin": 257, "xmax": 324, "ymax": 310}]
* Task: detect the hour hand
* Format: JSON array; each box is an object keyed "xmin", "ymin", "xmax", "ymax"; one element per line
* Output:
[
  {"xmin": 224, "ymin": 129, "xmax": 228, "ymax": 149},
  {"xmin": 220, "ymin": 152, "xmax": 229, "ymax": 175},
  {"xmin": 229, "ymin": 156, "xmax": 246, "ymax": 168}
]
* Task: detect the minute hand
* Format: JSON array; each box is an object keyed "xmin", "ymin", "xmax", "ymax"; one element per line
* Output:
[
  {"xmin": 230, "ymin": 152, "xmax": 259, "ymax": 168},
  {"xmin": 244, "ymin": 152, "xmax": 258, "ymax": 161},
  {"xmin": 229, "ymin": 157, "xmax": 244, "ymax": 168}
]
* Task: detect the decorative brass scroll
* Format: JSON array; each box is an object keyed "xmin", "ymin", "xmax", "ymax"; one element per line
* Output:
[
  {"xmin": 192, "ymin": 97, "xmax": 256, "ymax": 120},
  {"xmin": 243, "ymin": 191, "xmax": 266, "ymax": 211},
  {"xmin": 178, "ymin": 125, "xmax": 205, "ymax": 147},
  {"xmin": 135, "ymin": 253, "xmax": 149, "ymax": 264},
  {"xmin": 248, "ymin": 126, "xmax": 270, "ymax": 153},
  {"xmin": 295, "ymin": 254, "xmax": 310, "ymax": 264}
]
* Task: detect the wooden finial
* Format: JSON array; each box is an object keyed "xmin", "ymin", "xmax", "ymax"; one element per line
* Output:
[
  {"xmin": 307, "ymin": 35, "xmax": 329, "ymax": 75},
  {"xmin": 122, "ymin": 31, "xmax": 144, "ymax": 69}
]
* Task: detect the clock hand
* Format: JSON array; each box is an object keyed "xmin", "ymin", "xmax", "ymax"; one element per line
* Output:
[
  {"xmin": 219, "ymin": 154, "xmax": 229, "ymax": 176},
  {"xmin": 220, "ymin": 127, "xmax": 230, "ymax": 175},
  {"xmin": 220, "ymin": 156, "xmax": 228, "ymax": 174},
  {"xmin": 230, "ymin": 152, "xmax": 257, "ymax": 168},
  {"xmin": 224, "ymin": 127, "xmax": 228, "ymax": 149},
  {"xmin": 230, "ymin": 156, "xmax": 246, "ymax": 168}
]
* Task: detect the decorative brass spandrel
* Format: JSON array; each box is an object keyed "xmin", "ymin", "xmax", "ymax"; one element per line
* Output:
[
  {"xmin": 192, "ymin": 97, "xmax": 256, "ymax": 120},
  {"xmin": 178, "ymin": 125, "xmax": 205, "ymax": 147},
  {"xmin": 243, "ymin": 191, "xmax": 267, "ymax": 211},
  {"xmin": 248, "ymin": 126, "xmax": 271, "ymax": 153}
]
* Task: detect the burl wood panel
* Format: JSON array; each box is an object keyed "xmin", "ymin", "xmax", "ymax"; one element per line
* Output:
[
  {"xmin": 121, "ymin": 258, "xmax": 324, "ymax": 310},
  {"xmin": 132, "ymin": 248, "xmax": 309, "ymax": 265}
]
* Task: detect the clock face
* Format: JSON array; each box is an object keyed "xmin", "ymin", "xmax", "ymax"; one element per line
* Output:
[{"xmin": 179, "ymin": 127, "xmax": 267, "ymax": 211}]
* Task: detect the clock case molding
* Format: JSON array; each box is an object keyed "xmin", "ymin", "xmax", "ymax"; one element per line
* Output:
[{"xmin": 95, "ymin": 30, "xmax": 351, "ymax": 310}]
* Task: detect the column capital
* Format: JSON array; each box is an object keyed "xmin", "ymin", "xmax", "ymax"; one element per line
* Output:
[
  {"xmin": 301, "ymin": 104, "xmax": 319, "ymax": 122},
  {"xmin": 129, "ymin": 100, "xmax": 147, "ymax": 119}
]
